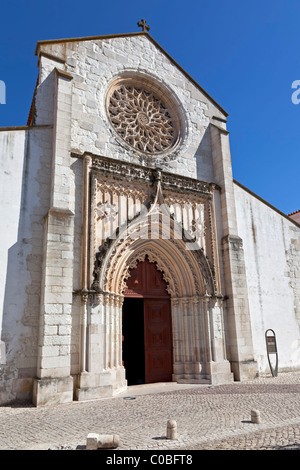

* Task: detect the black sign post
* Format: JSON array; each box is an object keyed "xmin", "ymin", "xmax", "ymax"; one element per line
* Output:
[{"xmin": 265, "ymin": 329, "xmax": 278, "ymax": 377}]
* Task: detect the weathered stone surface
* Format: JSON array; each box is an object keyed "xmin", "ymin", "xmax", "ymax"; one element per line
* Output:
[{"xmin": 86, "ymin": 433, "xmax": 120, "ymax": 450}]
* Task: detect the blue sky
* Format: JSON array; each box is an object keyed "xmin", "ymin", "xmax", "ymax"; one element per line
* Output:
[{"xmin": 0, "ymin": 0, "xmax": 299, "ymax": 214}]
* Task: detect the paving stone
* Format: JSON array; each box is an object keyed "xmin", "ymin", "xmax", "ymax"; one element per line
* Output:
[{"xmin": 0, "ymin": 372, "xmax": 299, "ymax": 450}]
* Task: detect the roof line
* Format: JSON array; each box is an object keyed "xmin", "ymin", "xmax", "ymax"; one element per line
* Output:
[
  {"xmin": 288, "ymin": 209, "xmax": 300, "ymax": 216},
  {"xmin": 233, "ymin": 179, "xmax": 300, "ymax": 228},
  {"xmin": 35, "ymin": 31, "xmax": 228, "ymax": 117},
  {"xmin": 27, "ymin": 74, "xmax": 39, "ymax": 126},
  {"xmin": 0, "ymin": 125, "xmax": 53, "ymax": 132},
  {"xmin": 145, "ymin": 34, "xmax": 228, "ymax": 117},
  {"xmin": 34, "ymin": 31, "xmax": 146, "ymax": 55}
]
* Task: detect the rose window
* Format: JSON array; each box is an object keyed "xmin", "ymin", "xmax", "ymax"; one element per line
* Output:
[{"xmin": 107, "ymin": 81, "xmax": 180, "ymax": 154}]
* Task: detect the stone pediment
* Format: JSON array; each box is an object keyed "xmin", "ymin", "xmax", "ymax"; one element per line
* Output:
[{"xmin": 35, "ymin": 31, "xmax": 228, "ymax": 118}]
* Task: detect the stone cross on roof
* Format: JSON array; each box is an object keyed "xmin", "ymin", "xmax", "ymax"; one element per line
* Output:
[{"xmin": 137, "ymin": 19, "xmax": 150, "ymax": 32}]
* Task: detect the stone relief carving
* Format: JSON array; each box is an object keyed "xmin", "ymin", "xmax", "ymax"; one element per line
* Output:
[
  {"xmin": 88, "ymin": 154, "xmax": 214, "ymax": 196},
  {"xmin": 122, "ymin": 249, "xmax": 176, "ymax": 297},
  {"xmin": 78, "ymin": 154, "xmax": 221, "ymax": 302}
]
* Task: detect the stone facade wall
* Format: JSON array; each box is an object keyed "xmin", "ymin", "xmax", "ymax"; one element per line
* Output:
[
  {"xmin": 1, "ymin": 32, "xmax": 298, "ymax": 405},
  {"xmin": 234, "ymin": 182, "xmax": 300, "ymax": 372},
  {"xmin": 32, "ymin": 34, "xmax": 231, "ymax": 400},
  {"xmin": 0, "ymin": 33, "xmax": 249, "ymax": 405},
  {"xmin": 37, "ymin": 34, "xmax": 227, "ymax": 181}
]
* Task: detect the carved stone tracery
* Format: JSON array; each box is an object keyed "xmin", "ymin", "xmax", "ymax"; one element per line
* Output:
[
  {"xmin": 107, "ymin": 80, "xmax": 180, "ymax": 154},
  {"xmin": 122, "ymin": 249, "xmax": 176, "ymax": 296},
  {"xmin": 85, "ymin": 154, "xmax": 220, "ymax": 301},
  {"xmin": 75, "ymin": 154, "xmax": 234, "ymax": 390}
]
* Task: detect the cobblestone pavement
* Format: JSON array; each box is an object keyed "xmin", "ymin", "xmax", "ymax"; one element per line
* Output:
[{"xmin": 0, "ymin": 372, "xmax": 300, "ymax": 451}]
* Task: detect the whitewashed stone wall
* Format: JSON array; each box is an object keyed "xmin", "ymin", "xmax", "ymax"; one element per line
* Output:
[
  {"xmin": 0, "ymin": 130, "xmax": 28, "ymax": 399},
  {"xmin": 0, "ymin": 127, "xmax": 53, "ymax": 403},
  {"xmin": 234, "ymin": 182, "xmax": 300, "ymax": 372},
  {"xmin": 0, "ymin": 130, "xmax": 26, "ymax": 333}
]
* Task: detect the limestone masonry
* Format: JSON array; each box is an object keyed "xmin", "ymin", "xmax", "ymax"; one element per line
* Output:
[{"xmin": 0, "ymin": 28, "xmax": 299, "ymax": 406}]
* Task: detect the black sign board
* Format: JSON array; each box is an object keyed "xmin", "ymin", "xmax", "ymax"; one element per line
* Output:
[
  {"xmin": 266, "ymin": 335, "xmax": 277, "ymax": 354},
  {"xmin": 265, "ymin": 329, "xmax": 278, "ymax": 377}
]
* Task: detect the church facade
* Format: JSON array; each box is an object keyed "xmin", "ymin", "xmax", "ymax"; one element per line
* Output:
[{"xmin": 0, "ymin": 26, "xmax": 299, "ymax": 406}]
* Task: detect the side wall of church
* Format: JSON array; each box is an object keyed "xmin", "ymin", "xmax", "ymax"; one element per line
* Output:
[
  {"xmin": 0, "ymin": 127, "xmax": 53, "ymax": 403},
  {"xmin": 0, "ymin": 130, "xmax": 26, "ymax": 334},
  {"xmin": 234, "ymin": 182, "xmax": 300, "ymax": 373}
]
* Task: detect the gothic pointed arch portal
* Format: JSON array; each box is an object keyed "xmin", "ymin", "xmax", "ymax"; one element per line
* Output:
[
  {"xmin": 75, "ymin": 155, "xmax": 234, "ymax": 401},
  {"xmin": 95, "ymin": 232, "xmax": 233, "ymax": 386}
]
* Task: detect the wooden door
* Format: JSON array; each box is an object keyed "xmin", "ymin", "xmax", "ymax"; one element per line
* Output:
[
  {"xmin": 124, "ymin": 258, "xmax": 169, "ymax": 298},
  {"xmin": 144, "ymin": 298, "xmax": 172, "ymax": 383},
  {"xmin": 124, "ymin": 257, "xmax": 173, "ymax": 384}
]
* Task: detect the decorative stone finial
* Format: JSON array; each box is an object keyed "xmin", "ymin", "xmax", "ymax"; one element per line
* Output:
[{"xmin": 137, "ymin": 19, "xmax": 150, "ymax": 32}]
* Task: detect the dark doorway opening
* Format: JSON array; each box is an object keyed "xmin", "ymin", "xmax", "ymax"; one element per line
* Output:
[
  {"xmin": 122, "ymin": 298, "xmax": 145, "ymax": 385},
  {"xmin": 122, "ymin": 258, "xmax": 173, "ymax": 386}
]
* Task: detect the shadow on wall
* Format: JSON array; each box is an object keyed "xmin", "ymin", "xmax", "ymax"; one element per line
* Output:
[
  {"xmin": 195, "ymin": 125, "xmax": 214, "ymax": 183},
  {"xmin": 1, "ymin": 129, "xmax": 32, "ymax": 402},
  {"xmin": 0, "ymin": 72, "xmax": 55, "ymax": 403},
  {"xmin": 69, "ymin": 157, "xmax": 83, "ymax": 377}
]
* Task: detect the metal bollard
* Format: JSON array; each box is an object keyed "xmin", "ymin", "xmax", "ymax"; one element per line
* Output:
[
  {"xmin": 251, "ymin": 409, "xmax": 261, "ymax": 424},
  {"xmin": 166, "ymin": 420, "xmax": 177, "ymax": 440}
]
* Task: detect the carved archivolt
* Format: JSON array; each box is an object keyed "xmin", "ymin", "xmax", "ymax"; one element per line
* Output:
[
  {"xmin": 88, "ymin": 154, "xmax": 219, "ymax": 300},
  {"xmin": 122, "ymin": 248, "xmax": 176, "ymax": 296},
  {"xmin": 106, "ymin": 77, "xmax": 181, "ymax": 155},
  {"xmin": 96, "ymin": 231, "xmax": 214, "ymax": 299}
]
